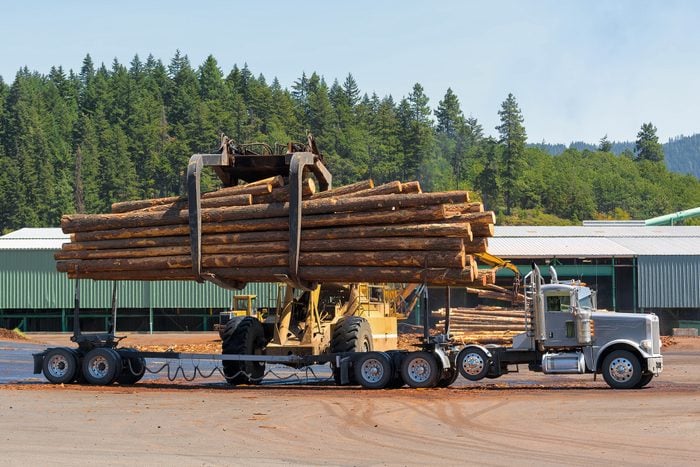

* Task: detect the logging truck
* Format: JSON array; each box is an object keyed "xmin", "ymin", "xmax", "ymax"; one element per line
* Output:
[
  {"xmin": 33, "ymin": 135, "xmax": 662, "ymax": 389},
  {"xmin": 454, "ymin": 265, "xmax": 664, "ymax": 389}
]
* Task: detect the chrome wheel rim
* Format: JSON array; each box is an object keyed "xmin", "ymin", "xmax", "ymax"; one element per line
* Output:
[
  {"xmin": 462, "ymin": 352, "xmax": 485, "ymax": 376},
  {"xmin": 87, "ymin": 355, "xmax": 110, "ymax": 379},
  {"xmin": 609, "ymin": 357, "xmax": 634, "ymax": 383},
  {"xmin": 360, "ymin": 358, "xmax": 384, "ymax": 383},
  {"xmin": 407, "ymin": 357, "xmax": 431, "ymax": 383},
  {"xmin": 47, "ymin": 354, "xmax": 70, "ymax": 378}
]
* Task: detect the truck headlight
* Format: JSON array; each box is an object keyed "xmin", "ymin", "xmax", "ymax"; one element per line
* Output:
[{"xmin": 640, "ymin": 339, "xmax": 652, "ymax": 352}]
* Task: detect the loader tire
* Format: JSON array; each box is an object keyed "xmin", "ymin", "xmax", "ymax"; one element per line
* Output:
[
  {"xmin": 222, "ymin": 317, "xmax": 266, "ymax": 386},
  {"xmin": 330, "ymin": 317, "xmax": 373, "ymax": 385},
  {"xmin": 330, "ymin": 317, "xmax": 373, "ymax": 353}
]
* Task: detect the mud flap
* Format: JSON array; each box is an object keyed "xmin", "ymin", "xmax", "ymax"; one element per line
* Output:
[{"xmin": 32, "ymin": 351, "xmax": 45, "ymax": 374}]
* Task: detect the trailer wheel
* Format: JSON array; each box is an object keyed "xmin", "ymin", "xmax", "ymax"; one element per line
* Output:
[
  {"xmin": 401, "ymin": 351, "xmax": 439, "ymax": 388},
  {"xmin": 117, "ymin": 348, "xmax": 146, "ymax": 385},
  {"xmin": 601, "ymin": 350, "xmax": 642, "ymax": 389},
  {"xmin": 82, "ymin": 348, "xmax": 122, "ymax": 385},
  {"xmin": 42, "ymin": 348, "xmax": 78, "ymax": 384},
  {"xmin": 436, "ymin": 367, "xmax": 459, "ymax": 388},
  {"xmin": 354, "ymin": 352, "xmax": 393, "ymax": 389},
  {"xmin": 222, "ymin": 317, "xmax": 266, "ymax": 385},
  {"xmin": 456, "ymin": 346, "xmax": 490, "ymax": 381},
  {"xmin": 635, "ymin": 372, "xmax": 654, "ymax": 389}
]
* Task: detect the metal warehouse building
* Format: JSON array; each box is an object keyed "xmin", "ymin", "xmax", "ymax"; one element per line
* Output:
[
  {"xmin": 0, "ymin": 228, "xmax": 277, "ymax": 332},
  {"xmin": 1, "ymin": 225, "xmax": 699, "ymax": 334}
]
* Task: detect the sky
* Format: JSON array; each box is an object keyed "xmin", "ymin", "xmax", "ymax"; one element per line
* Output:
[{"xmin": 2, "ymin": 0, "xmax": 699, "ymax": 144}]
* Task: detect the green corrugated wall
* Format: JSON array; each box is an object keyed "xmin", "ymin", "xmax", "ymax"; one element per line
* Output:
[{"xmin": 0, "ymin": 250, "xmax": 276, "ymax": 309}]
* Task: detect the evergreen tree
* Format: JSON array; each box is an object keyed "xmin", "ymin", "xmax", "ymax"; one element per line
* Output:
[
  {"xmin": 475, "ymin": 137, "xmax": 502, "ymax": 210},
  {"xmin": 599, "ymin": 134, "xmax": 612, "ymax": 152},
  {"xmin": 496, "ymin": 93, "xmax": 527, "ymax": 215},
  {"xmin": 635, "ymin": 122, "xmax": 664, "ymax": 162}
]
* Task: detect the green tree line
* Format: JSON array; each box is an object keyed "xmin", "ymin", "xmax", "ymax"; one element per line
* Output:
[{"xmin": 1, "ymin": 52, "xmax": 699, "ymax": 232}]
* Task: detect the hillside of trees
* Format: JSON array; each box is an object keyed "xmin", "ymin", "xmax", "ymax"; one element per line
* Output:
[
  {"xmin": 532, "ymin": 134, "xmax": 700, "ymax": 181},
  {"xmin": 1, "ymin": 52, "xmax": 700, "ymax": 233}
]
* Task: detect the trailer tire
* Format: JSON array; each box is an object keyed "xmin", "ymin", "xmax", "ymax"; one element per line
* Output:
[
  {"xmin": 602, "ymin": 350, "xmax": 642, "ymax": 389},
  {"xmin": 222, "ymin": 317, "xmax": 266, "ymax": 385},
  {"xmin": 456, "ymin": 346, "xmax": 491, "ymax": 381},
  {"xmin": 82, "ymin": 348, "xmax": 122, "ymax": 385},
  {"xmin": 401, "ymin": 351, "xmax": 439, "ymax": 388},
  {"xmin": 117, "ymin": 348, "xmax": 146, "ymax": 385},
  {"xmin": 354, "ymin": 352, "xmax": 393, "ymax": 389},
  {"xmin": 42, "ymin": 348, "xmax": 78, "ymax": 384}
]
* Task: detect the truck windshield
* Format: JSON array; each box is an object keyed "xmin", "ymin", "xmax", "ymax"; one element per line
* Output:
[{"xmin": 546, "ymin": 295, "xmax": 570, "ymax": 312}]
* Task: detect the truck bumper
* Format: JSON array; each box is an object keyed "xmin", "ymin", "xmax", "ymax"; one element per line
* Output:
[{"xmin": 646, "ymin": 356, "xmax": 663, "ymax": 376}]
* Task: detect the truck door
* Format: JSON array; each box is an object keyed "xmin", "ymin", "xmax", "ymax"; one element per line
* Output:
[{"xmin": 543, "ymin": 292, "xmax": 579, "ymax": 348}]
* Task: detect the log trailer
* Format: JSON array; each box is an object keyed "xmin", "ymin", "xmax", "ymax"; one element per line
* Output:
[{"xmin": 33, "ymin": 136, "xmax": 663, "ymax": 390}]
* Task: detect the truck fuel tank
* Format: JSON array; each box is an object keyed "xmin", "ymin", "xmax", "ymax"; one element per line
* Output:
[{"xmin": 542, "ymin": 352, "xmax": 586, "ymax": 374}]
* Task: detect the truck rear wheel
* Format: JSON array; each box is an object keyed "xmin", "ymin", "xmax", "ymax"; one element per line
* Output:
[
  {"xmin": 456, "ymin": 346, "xmax": 490, "ymax": 381},
  {"xmin": 42, "ymin": 348, "xmax": 78, "ymax": 384},
  {"xmin": 82, "ymin": 348, "xmax": 122, "ymax": 385},
  {"xmin": 401, "ymin": 351, "xmax": 439, "ymax": 388},
  {"xmin": 436, "ymin": 367, "xmax": 459, "ymax": 387},
  {"xmin": 354, "ymin": 352, "xmax": 393, "ymax": 389},
  {"xmin": 222, "ymin": 317, "xmax": 266, "ymax": 385},
  {"xmin": 601, "ymin": 350, "xmax": 642, "ymax": 389}
]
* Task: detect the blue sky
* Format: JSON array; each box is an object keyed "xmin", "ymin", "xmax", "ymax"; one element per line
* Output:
[{"xmin": 2, "ymin": 0, "xmax": 698, "ymax": 144}]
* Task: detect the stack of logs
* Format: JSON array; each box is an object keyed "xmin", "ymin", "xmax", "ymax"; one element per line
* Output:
[
  {"xmin": 56, "ymin": 178, "xmax": 499, "ymax": 286},
  {"xmin": 433, "ymin": 306, "xmax": 526, "ymax": 344}
]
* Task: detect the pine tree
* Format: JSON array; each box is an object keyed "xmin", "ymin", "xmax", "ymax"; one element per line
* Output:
[
  {"xmin": 599, "ymin": 134, "xmax": 612, "ymax": 152},
  {"xmin": 496, "ymin": 93, "xmax": 527, "ymax": 215},
  {"xmin": 635, "ymin": 122, "xmax": 664, "ymax": 162}
]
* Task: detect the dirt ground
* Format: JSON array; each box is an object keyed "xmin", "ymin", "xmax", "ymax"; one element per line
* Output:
[{"xmin": 1, "ymin": 333, "xmax": 698, "ymax": 466}]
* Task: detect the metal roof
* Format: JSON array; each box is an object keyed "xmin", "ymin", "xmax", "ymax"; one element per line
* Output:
[
  {"xmin": 492, "ymin": 225, "xmax": 700, "ymax": 257},
  {"xmin": 489, "ymin": 237, "xmax": 636, "ymax": 259},
  {"xmin": 494, "ymin": 225, "xmax": 700, "ymax": 238},
  {"xmin": 0, "ymin": 228, "xmax": 69, "ymax": 250}
]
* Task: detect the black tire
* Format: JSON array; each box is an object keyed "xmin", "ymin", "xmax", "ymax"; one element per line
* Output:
[
  {"xmin": 436, "ymin": 367, "xmax": 459, "ymax": 388},
  {"xmin": 222, "ymin": 317, "xmax": 266, "ymax": 385},
  {"xmin": 385, "ymin": 350, "xmax": 406, "ymax": 388},
  {"xmin": 42, "ymin": 348, "xmax": 78, "ymax": 384},
  {"xmin": 401, "ymin": 351, "xmax": 439, "ymax": 388},
  {"xmin": 354, "ymin": 352, "xmax": 393, "ymax": 389},
  {"xmin": 456, "ymin": 346, "xmax": 491, "ymax": 381},
  {"xmin": 117, "ymin": 348, "xmax": 146, "ymax": 385},
  {"xmin": 635, "ymin": 372, "xmax": 654, "ymax": 389},
  {"xmin": 601, "ymin": 350, "xmax": 643, "ymax": 389},
  {"xmin": 220, "ymin": 316, "xmax": 244, "ymax": 340},
  {"xmin": 69, "ymin": 349, "xmax": 85, "ymax": 384},
  {"xmin": 330, "ymin": 317, "xmax": 373, "ymax": 386},
  {"xmin": 82, "ymin": 348, "xmax": 122, "ymax": 385},
  {"xmin": 330, "ymin": 317, "xmax": 373, "ymax": 353}
]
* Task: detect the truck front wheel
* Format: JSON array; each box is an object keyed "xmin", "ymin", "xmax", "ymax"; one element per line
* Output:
[
  {"xmin": 456, "ymin": 347, "xmax": 490, "ymax": 381},
  {"xmin": 601, "ymin": 350, "xmax": 642, "ymax": 389}
]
